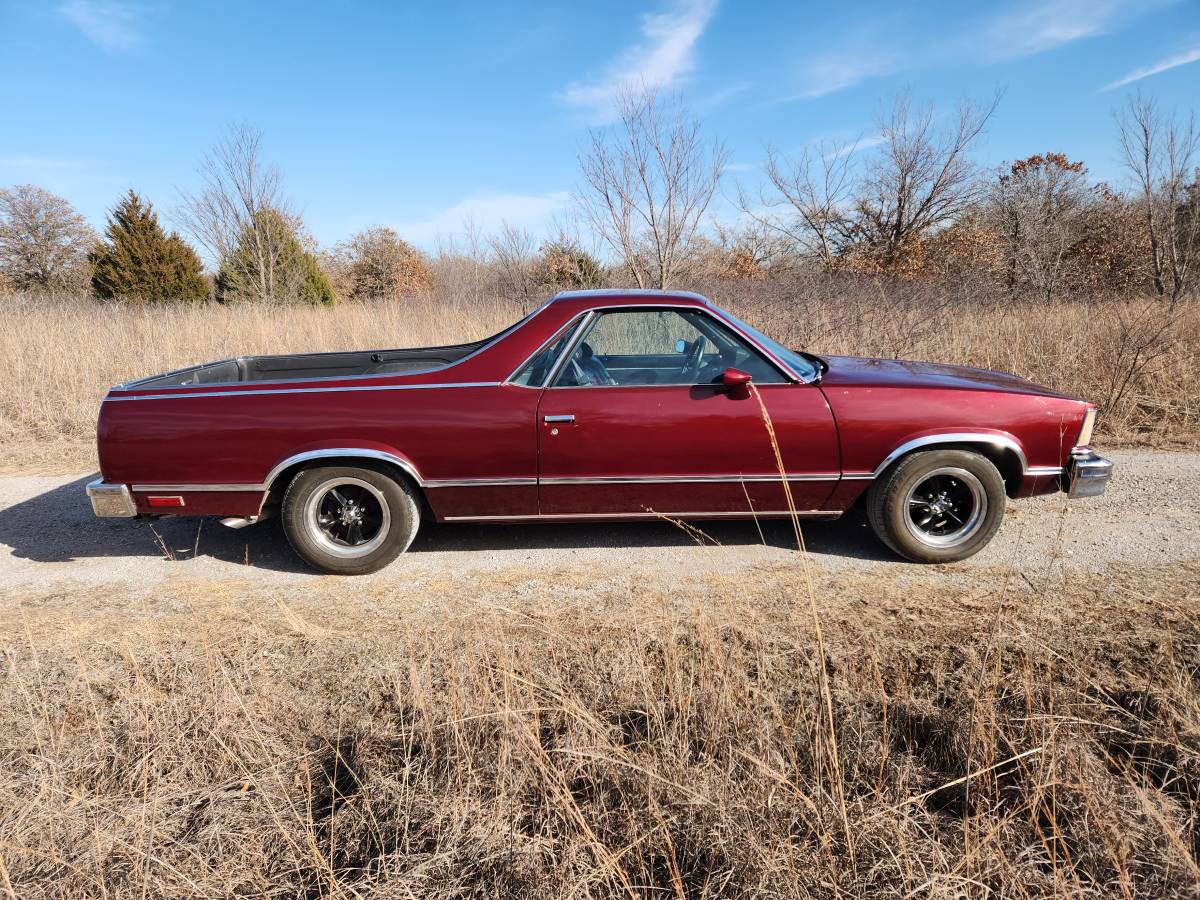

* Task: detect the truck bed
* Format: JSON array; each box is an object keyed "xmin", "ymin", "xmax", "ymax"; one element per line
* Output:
[{"xmin": 125, "ymin": 339, "xmax": 487, "ymax": 388}]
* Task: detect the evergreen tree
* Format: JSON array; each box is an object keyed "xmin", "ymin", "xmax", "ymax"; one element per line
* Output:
[
  {"xmin": 90, "ymin": 190, "xmax": 207, "ymax": 302},
  {"xmin": 216, "ymin": 208, "xmax": 335, "ymax": 305}
]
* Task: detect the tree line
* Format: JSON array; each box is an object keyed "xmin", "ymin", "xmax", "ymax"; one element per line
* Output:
[{"xmin": 0, "ymin": 89, "xmax": 1196, "ymax": 306}]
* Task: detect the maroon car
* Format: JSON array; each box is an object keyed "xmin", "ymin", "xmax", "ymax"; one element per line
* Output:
[{"xmin": 87, "ymin": 290, "xmax": 1112, "ymax": 574}]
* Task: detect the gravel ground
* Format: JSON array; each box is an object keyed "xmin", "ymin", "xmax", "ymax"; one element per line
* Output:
[{"xmin": 0, "ymin": 449, "xmax": 1193, "ymax": 600}]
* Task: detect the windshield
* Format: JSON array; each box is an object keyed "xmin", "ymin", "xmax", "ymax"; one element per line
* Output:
[{"xmin": 715, "ymin": 309, "xmax": 821, "ymax": 382}]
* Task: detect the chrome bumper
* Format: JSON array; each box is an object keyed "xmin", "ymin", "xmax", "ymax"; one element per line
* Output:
[
  {"xmin": 1066, "ymin": 450, "xmax": 1113, "ymax": 499},
  {"xmin": 87, "ymin": 479, "xmax": 137, "ymax": 517}
]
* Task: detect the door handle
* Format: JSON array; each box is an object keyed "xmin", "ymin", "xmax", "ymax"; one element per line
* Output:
[{"xmin": 543, "ymin": 414, "xmax": 575, "ymax": 423}]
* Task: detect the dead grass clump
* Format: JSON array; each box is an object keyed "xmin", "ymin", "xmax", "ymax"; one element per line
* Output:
[{"xmin": 1, "ymin": 563, "xmax": 1198, "ymax": 896}]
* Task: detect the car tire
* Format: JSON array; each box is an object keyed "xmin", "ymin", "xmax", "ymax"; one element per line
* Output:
[
  {"xmin": 281, "ymin": 465, "xmax": 420, "ymax": 575},
  {"xmin": 866, "ymin": 449, "xmax": 1006, "ymax": 563}
]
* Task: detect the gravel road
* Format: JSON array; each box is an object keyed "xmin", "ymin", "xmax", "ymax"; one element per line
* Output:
[{"xmin": 0, "ymin": 450, "xmax": 1194, "ymax": 596}]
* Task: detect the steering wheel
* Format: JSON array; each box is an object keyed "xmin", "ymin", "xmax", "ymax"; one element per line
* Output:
[{"xmin": 684, "ymin": 336, "xmax": 707, "ymax": 381}]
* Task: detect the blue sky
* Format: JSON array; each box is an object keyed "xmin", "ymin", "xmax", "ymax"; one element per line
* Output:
[{"xmin": 1, "ymin": 0, "xmax": 1197, "ymax": 251}]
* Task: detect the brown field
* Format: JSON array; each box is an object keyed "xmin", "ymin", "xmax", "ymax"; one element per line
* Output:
[
  {"xmin": 2, "ymin": 558, "xmax": 1199, "ymax": 896},
  {"xmin": 2, "ymin": 284, "xmax": 1199, "ymax": 896},
  {"xmin": 1, "ymin": 282, "xmax": 1197, "ymax": 470}
]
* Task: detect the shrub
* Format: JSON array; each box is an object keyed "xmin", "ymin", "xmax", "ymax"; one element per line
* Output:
[
  {"xmin": 329, "ymin": 226, "xmax": 431, "ymax": 300},
  {"xmin": 216, "ymin": 208, "xmax": 335, "ymax": 305},
  {"xmin": 532, "ymin": 239, "xmax": 604, "ymax": 289},
  {"xmin": 89, "ymin": 190, "xmax": 208, "ymax": 303}
]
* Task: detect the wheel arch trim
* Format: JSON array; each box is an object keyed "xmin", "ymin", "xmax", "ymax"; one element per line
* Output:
[
  {"xmin": 872, "ymin": 432, "xmax": 1028, "ymax": 479},
  {"xmin": 263, "ymin": 448, "xmax": 426, "ymax": 494}
]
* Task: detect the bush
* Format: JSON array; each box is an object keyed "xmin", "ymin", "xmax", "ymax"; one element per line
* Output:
[
  {"xmin": 328, "ymin": 227, "xmax": 431, "ymax": 300},
  {"xmin": 532, "ymin": 239, "xmax": 604, "ymax": 289},
  {"xmin": 216, "ymin": 208, "xmax": 335, "ymax": 305},
  {"xmin": 89, "ymin": 190, "xmax": 208, "ymax": 303}
]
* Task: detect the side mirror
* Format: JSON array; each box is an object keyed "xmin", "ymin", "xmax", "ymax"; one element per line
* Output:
[{"xmin": 722, "ymin": 368, "xmax": 752, "ymax": 389}]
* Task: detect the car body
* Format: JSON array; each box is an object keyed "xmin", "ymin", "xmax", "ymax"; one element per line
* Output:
[{"xmin": 88, "ymin": 289, "xmax": 1113, "ymax": 573}]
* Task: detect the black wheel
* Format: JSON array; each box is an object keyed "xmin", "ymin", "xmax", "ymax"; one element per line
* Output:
[
  {"xmin": 281, "ymin": 465, "xmax": 420, "ymax": 574},
  {"xmin": 866, "ymin": 449, "xmax": 1006, "ymax": 563}
]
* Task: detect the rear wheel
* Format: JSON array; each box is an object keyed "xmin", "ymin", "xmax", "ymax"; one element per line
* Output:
[
  {"xmin": 281, "ymin": 465, "xmax": 419, "ymax": 574},
  {"xmin": 866, "ymin": 449, "xmax": 1006, "ymax": 563}
]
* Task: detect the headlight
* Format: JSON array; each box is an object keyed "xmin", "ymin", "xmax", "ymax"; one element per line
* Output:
[{"xmin": 1076, "ymin": 408, "xmax": 1096, "ymax": 448}]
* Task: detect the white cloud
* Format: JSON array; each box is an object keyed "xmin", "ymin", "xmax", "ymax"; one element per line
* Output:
[
  {"xmin": 977, "ymin": 0, "xmax": 1135, "ymax": 62},
  {"xmin": 1102, "ymin": 45, "xmax": 1200, "ymax": 90},
  {"xmin": 560, "ymin": 0, "xmax": 719, "ymax": 121},
  {"xmin": 783, "ymin": 0, "xmax": 1170, "ymax": 101},
  {"xmin": 59, "ymin": 0, "xmax": 144, "ymax": 53},
  {"xmin": 393, "ymin": 190, "xmax": 572, "ymax": 249}
]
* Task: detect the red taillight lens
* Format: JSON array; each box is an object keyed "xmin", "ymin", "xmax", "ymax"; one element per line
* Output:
[{"xmin": 146, "ymin": 496, "xmax": 185, "ymax": 508}]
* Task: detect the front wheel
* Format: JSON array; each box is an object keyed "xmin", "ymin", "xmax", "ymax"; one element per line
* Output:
[
  {"xmin": 866, "ymin": 449, "xmax": 1006, "ymax": 563},
  {"xmin": 281, "ymin": 465, "xmax": 420, "ymax": 574}
]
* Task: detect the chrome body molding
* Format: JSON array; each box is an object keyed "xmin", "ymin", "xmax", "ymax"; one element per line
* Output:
[
  {"xmin": 87, "ymin": 479, "xmax": 137, "ymax": 517},
  {"xmin": 424, "ymin": 477, "xmax": 538, "ymax": 488},
  {"xmin": 1066, "ymin": 449, "xmax": 1113, "ymax": 498},
  {"xmin": 443, "ymin": 509, "xmax": 842, "ymax": 522},
  {"xmin": 537, "ymin": 473, "xmax": 843, "ymax": 485},
  {"xmin": 105, "ymin": 381, "xmax": 501, "ymax": 403},
  {"xmin": 132, "ymin": 471, "xmax": 865, "ymax": 494},
  {"xmin": 1026, "ymin": 466, "xmax": 1064, "ymax": 477},
  {"xmin": 133, "ymin": 483, "xmax": 264, "ymax": 492},
  {"xmin": 872, "ymin": 433, "xmax": 1030, "ymax": 478}
]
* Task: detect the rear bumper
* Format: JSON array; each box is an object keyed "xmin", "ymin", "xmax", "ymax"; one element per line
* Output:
[
  {"xmin": 87, "ymin": 479, "xmax": 137, "ymax": 517},
  {"xmin": 1066, "ymin": 450, "xmax": 1113, "ymax": 499}
]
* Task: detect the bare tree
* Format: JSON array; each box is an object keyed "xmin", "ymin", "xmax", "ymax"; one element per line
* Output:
[
  {"xmin": 0, "ymin": 184, "xmax": 95, "ymax": 290},
  {"xmin": 1118, "ymin": 94, "xmax": 1199, "ymax": 305},
  {"xmin": 738, "ymin": 142, "xmax": 858, "ymax": 270},
  {"xmin": 488, "ymin": 221, "xmax": 538, "ymax": 312},
  {"xmin": 178, "ymin": 122, "xmax": 302, "ymax": 302},
  {"xmin": 990, "ymin": 153, "xmax": 1090, "ymax": 301},
  {"xmin": 851, "ymin": 92, "xmax": 1000, "ymax": 268},
  {"xmin": 578, "ymin": 88, "xmax": 728, "ymax": 289}
]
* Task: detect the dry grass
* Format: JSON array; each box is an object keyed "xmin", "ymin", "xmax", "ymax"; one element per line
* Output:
[
  {"xmin": 1, "ymin": 560, "xmax": 1198, "ymax": 897},
  {"xmin": 1, "ymin": 283, "xmax": 1197, "ymax": 461}
]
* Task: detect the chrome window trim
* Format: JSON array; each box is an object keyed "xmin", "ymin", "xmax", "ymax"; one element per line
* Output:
[
  {"xmin": 443, "ymin": 509, "xmax": 840, "ymax": 522},
  {"xmin": 872, "ymin": 433, "xmax": 1029, "ymax": 478},
  {"xmin": 501, "ymin": 313, "xmax": 591, "ymax": 388},
  {"xmin": 543, "ymin": 310, "xmax": 597, "ymax": 387},
  {"xmin": 104, "ymin": 381, "xmax": 501, "ymax": 402},
  {"xmin": 544, "ymin": 305, "xmax": 798, "ymax": 389}
]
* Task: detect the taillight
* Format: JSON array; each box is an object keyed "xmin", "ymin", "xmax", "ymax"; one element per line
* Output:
[{"xmin": 146, "ymin": 496, "xmax": 185, "ymax": 508}]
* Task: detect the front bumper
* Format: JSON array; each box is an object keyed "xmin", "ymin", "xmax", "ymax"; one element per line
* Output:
[
  {"xmin": 87, "ymin": 479, "xmax": 137, "ymax": 517},
  {"xmin": 1066, "ymin": 450, "xmax": 1113, "ymax": 499}
]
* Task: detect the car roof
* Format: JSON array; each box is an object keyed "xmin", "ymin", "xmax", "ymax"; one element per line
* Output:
[{"xmin": 548, "ymin": 289, "xmax": 712, "ymax": 308}]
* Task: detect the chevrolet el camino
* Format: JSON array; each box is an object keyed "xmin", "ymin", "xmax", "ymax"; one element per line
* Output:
[{"xmin": 88, "ymin": 290, "xmax": 1113, "ymax": 574}]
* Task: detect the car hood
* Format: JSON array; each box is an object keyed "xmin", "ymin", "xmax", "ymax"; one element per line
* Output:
[{"xmin": 815, "ymin": 354, "xmax": 1077, "ymax": 400}]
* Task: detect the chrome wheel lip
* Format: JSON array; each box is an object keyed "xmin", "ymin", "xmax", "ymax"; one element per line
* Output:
[
  {"xmin": 302, "ymin": 476, "xmax": 391, "ymax": 559},
  {"xmin": 902, "ymin": 466, "xmax": 986, "ymax": 549}
]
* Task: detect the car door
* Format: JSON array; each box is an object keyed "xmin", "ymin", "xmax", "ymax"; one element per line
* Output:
[{"xmin": 534, "ymin": 307, "xmax": 841, "ymax": 517}]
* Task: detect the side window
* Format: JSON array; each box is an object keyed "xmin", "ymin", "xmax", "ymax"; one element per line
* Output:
[
  {"xmin": 509, "ymin": 320, "xmax": 581, "ymax": 386},
  {"xmin": 553, "ymin": 309, "xmax": 787, "ymax": 387}
]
